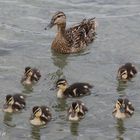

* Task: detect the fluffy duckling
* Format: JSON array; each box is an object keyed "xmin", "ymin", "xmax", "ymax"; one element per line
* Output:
[
  {"xmin": 68, "ymin": 100, "xmax": 88, "ymax": 121},
  {"xmin": 21, "ymin": 67, "xmax": 41, "ymax": 85},
  {"xmin": 56, "ymin": 79, "xmax": 93, "ymax": 98},
  {"xmin": 3, "ymin": 94, "xmax": 26, "ymax": 113},
  {"xmin": 46, "ymin": 11, "xmax": 97, "ymax": 54},
  {"xmin": 117, "ymin": 63, "xmax": 137, "ymax": 81},
  {"xmin": 112, "ymin": 98, "xmax": 134, "ymax": 119},
  {"xmin": 30, "ymin": 106, "xmax": 52, "ymax": 126}
]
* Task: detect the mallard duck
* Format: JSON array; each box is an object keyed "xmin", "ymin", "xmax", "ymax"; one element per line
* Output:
[
  {"xmin": 3, "ymin": 94, "xmax": 26, "ymax": 113},
  {"xmin": 21, "ymin": 67, "xmax": 41, "ymax": 85},
  {"xmin": 46, "ymin": 11, "xmax": 96, "ymax": 54},
  {"xmin": 112, "ymin": 98, "xmax": 134, "ymax": 119},
  {"xmin": 56, "ymin": 79, "xmax": 93, "ymax": 98},
  {"xmin": 30, "ymin": 106, "xmax": 52, "ymax": 126},
  {"xmin": 117, "ymin": 63, "xmax": 137, "ymax": 81},
  {"xmin": 68, "ymin": 100, "xmax": 88, "ymax": 121}
]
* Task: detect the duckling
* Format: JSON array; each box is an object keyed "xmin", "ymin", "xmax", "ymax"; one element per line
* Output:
[
  {"xmin": 117, "ymin": 63, "xmax": 137, "ymax": 81},
  {"xmin": 68, "ymin": 100, "xmax": 88, "ymax": 121},
  {"xmin": 46, "ymin": 11, "xmax": 97, "ymax": 54},
  {"xmin": 3, "ymin": 94, "xmax": 26, "ymax": 113},
  {"xmin": 112, "ymin": 98, "xmax": 134, "ymax": 119},
  {"xmin": 21, "ymin": 67, "xmax": 41, "ymax": 85},
  {"xmin": 56, "ymin": 79, "xmax": 93, "ymax": 98},
  {"xmin": 30, "ymin": 106, "xmax": 52, "ymax": 126}
]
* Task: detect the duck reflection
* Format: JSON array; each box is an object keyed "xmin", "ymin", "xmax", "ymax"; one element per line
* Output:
[
  {"xmin": 116, "ymin": 80, "xmax": 127, "ymax": 93},
  {"xmin": 22, "ymin": 85, "xmax": 33, "ymax": 94},
  {"xmin": 31, "ymin": 125, "xmax": 41, "ymax": 140},
  {"xmin": 3, "ymin": 113, "xmax": 16, "ymax": 127},
  {"xmin": 115, "ymin": 119, "xmax": 126, "ymax": 140},
  {"xmin": 69, "ymin": 121, "xmax": 79, "ymax": 136}
]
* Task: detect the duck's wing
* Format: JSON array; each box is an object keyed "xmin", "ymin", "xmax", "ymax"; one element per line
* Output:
[{"xmin": 65, "ymin": 18, "xmax": 96, "ymax": 48}]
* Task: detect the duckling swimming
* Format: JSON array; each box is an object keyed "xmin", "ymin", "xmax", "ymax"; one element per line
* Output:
[
  {"xmin": 68, "ymin": 100, "xmax": 88, "ymax": 121},
  {"xmin": 3, "ymin": 94, "xmax": 26, "ymax": 113},
  {"xmin": 112, "ymin": 98, "xmax": 134, "ymax": 119},
  {"xmin": 30, "ymin": 106, "xmax": 52, "ymax": 126},
  {"xmin": 46, "ymin": 11, "xmax": 97, "ymax": 54},
  {"xmin": 117, "ymin": 63, "xmax": 137, "ymax": 81},
  {"xmin": 56, "ymin": 79, "xmax": 93, "ymax": 98},
  {"xmin": 21, "ymin": 67, "xmax": 41, "ymax": 85}
]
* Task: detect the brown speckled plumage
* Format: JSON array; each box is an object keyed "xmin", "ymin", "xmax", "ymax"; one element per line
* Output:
[{"xmin": 46, "ymin": 11, "xmax": 97, "ymax": 54}]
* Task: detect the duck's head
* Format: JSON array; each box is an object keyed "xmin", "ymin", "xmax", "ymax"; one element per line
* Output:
[
  {"xmin": 25, "ymin": 67, "xmax": 34, "ymax": 78},
  {"xmin": 113, "ymin": 98, "xmax": 134, "ymax": 116},
  {"xmin": 5, "ymin": 95, "xmax": 14, "ymax": 105},
  {"xmin": 56, "ymin": 79, "xmax": 68, "ymax": 92},
  {"xmin": 3, "ymin": 95, "xmax": 14, "ymax": 112},
  {"xmin": 32, "ymin": 106, "xmax": 42, "ymax": 118},
  {"xmin": 47, "ymin": 11, "xmax": 66, "ymax": 29},
  {"xmin": 117, "ymin": 63, "xmax": 137, "ymax": 80}
]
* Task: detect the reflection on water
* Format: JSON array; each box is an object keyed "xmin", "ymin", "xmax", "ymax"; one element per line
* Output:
[
  {"xmin": 69, "ymin": 122, "xmax": 79, "ymax": 136},
  {"xmin": 115, "ymin": 119, "xmax": 126, "ymax": 140},
  {"xmin": 22, "ymin": 85, "xmax": 33, "ymax": 94},
  {"xmin": 51, "ymin": 51, "xmax": 69, "ymax": 70},
  {"xmin": 116, "ymin": 80, "xmax": 128, "ymax": 94},
  {"xmin": 31, "ymin": 125, "xmax": 41, "ymax": 140},
  {"xmin": 53, "ymin": 98, "xmax": 68, "ymax": 112},
  {"xmin": 3, "ymin": 113, "xmax": 16, "ymax": 127}
]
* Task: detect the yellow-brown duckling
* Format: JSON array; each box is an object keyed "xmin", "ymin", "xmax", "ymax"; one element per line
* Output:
[
  {"xmin": 112, "ymin": 98, "xmax": 134, "ymax": 119},
  {"xmin": 117, "ymin": 63, "xmax": 137, "ymax": 81},
  {"xmin": 46, "ymin": 11, "xmax": 97, "ymax": 54},
  {"xmin": 56, "ymin": 79, "xmax": 93, "ymax": 98},
  {"xmin": 21, "ymin": 67, "xmax": 41, "ymax": 86},
  {"xmin": 30, "ymin": 106, "xmax": 52, "ymax": 126},
  {"xmin": 67, "ymin": 100, "xmax": 88, "ymax": 121},
  {"xmin": 3, "ymin": 94, "xmax": 26, "ymax": 113}
]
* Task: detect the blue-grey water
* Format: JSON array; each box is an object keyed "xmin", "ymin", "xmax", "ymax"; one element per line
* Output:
[{"xmin": 0, "ymin": 0, "xmax": 140, "ymax": 139}]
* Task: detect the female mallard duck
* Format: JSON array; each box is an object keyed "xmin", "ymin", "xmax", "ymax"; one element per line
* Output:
[
  {"xmin": 112, "ymin": 98, "xmax": 134, "ymax": 119},
  {"xmin": 30, "ymin": 106, "xmax": 52, "ymax": 126},
  {"xmin": 21, "ymin": 67, "xmax": 41, "ymax": 85},
  {"xmin": 117, "ymin": 63, "xmax": 137, "ymax": 81},
  {"xmin": 56, "ymin": 79, "xmax": 93, "ymax": 98},
  {"xmin": 46, "ymin": 11, "xmax": 96, "ymax": 54},
  {"xmin": 68, "ymin": 100, "xmax": 88, "ymax": 121},
  {"xmin": 3, "ymin": 94, "xmax": 26, "ymax": 113}
]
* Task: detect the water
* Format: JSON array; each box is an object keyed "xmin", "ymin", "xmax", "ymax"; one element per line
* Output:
[{"xmin": 0, "ymin": 0, "xmax": 140, "ymax": 139}]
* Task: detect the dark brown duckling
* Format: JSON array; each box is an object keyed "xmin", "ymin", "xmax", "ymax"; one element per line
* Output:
[
  {"xmin": 112, "ymin": 98, "xmax": 134, "ymax": 119},
  {"xmin": 30, "ymin": 106, "xmax": 52, "ymax": 126},
  {"xmin": 21, "ymin": 66, "xmax": 41, "ymax": 85},
  {"xmin": 46, "ymin": 11, "xmax": 97, "ymax": 54},
  {"xmin": 117, "ymin": 63, "xmax": 137, "ymax": 81},
  {"xmin": 67, "ymin": 100, "xmax": 88, "ymax": 121},
  {"xmin": 56, "ymin": 79, "xmax": 93, "ymax": 98},
  {"xmin": 3, "ymin": 94, "xmax": 26, "ymax": 113}
]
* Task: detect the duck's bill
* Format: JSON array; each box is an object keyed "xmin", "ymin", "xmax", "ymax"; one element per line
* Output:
[{"xmin": 44, "ymin": 22, "xmax": 54, "ymax": 30}]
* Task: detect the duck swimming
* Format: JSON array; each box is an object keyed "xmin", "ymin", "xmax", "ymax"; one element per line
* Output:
[
  {"xmin": 30, "ymin": 106, "xmax": 52, "ymax": 126},
  {"xmin": 117, "ymin": 63, "xmax": 137, "ymax": 81},
  {"xmin": 3, "ymin": 94, "xmax": 26, "ymax": 113},
  {"xmin": 56, "ymin": 79, "xmax": 93, "ymax": 98},
  {"xmin": 68, "ymin": 100, "xmax": 88, "ymax": 121},
  {"xmin": 46, "ymin": 11, "xmax": 97, "ymax": 54},
  {"xmin": 21, "ymin": 67, "xmax": 41, "ymax": 85},
  {"xmin": 112, "ymin": 98, "xmax": 134, "ymax": 119}
]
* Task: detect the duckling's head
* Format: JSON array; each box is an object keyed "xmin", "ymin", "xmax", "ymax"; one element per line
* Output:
[
  {"xmin": 117, "ymin": 63, "xmax": 137, "ymax": 80},
  {"xmin": 25, "ymin": 67, "xmax": 33, "ymax": 77},
  {"xmin": 5, "ymin": 95, "xmax": 14, "ymax": 105},
  {"xmin": 47, "ymin": 11, "xmax": 66, "ymax": 28},
  {"xmin": 32, "ymin": 106, "xmax": 42, "ymax": 118},
  {"xmin": 113, "ymin": 98, "xmax": 134, "ymax": 118},
  {"xmin": 56, "ymin": 79, "xmax": 68, "ymax": 92}
]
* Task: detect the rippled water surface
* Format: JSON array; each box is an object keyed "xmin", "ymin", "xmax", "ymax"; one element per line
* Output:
[{"xmin": 0, "ymin": 0, "xmax": 140, "ymax": 139}]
